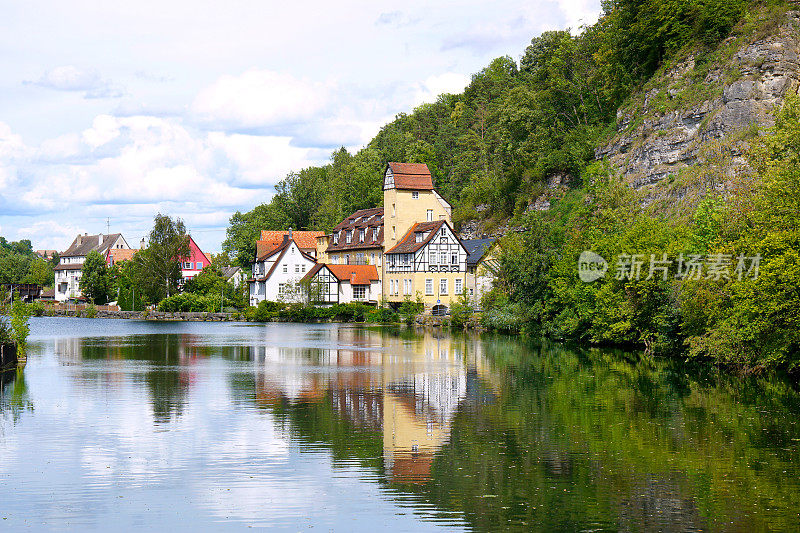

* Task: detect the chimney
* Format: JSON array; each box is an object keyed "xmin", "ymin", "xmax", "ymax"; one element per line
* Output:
[
  {"xmin": 99, "ymin": 234, "xmax": 104, "ymax": 246},
  {"xmin": 288, "ymin": 227, "xmax": 293, "ymax": 239},
  {"xmin": 77, "ymin": 234, "xmax": 82, "ymax": 245},
  {"xmin": 140, "ymin": 238, "xmax": 146, "ymax": 250},
  {"xmin": 282, "ymin": 234, "xmax": 289, "ymax": 244}
]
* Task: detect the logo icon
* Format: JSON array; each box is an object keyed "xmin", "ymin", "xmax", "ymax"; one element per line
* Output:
[{"xmin": 578, "ymin": 251, "xmax": 607, "ymax": 282}]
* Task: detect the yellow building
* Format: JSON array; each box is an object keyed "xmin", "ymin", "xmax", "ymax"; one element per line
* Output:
[{"xmin": 313, "ymin": 162, "xmax": 469, "ymax": 313}]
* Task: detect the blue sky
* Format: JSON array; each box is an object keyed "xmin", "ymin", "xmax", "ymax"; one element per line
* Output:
[{"xmin": 0, "ymin": 0, "xmax": 601, "ymax": 254}]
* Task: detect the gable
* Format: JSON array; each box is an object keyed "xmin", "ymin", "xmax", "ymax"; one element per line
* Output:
[{"xmin": 384, "ymin": 167, "xmax": 394, "ymax": 190}]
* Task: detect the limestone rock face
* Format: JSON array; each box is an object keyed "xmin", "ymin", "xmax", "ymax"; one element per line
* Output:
[{"xmin": 596, "ymin": 11, "xmax": 800, "ymax": 189}]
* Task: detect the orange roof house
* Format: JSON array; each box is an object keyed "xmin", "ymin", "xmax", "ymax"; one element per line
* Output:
[{"xmin": 257, "ymin": 230, "xmax": 325, "ymax": 260}]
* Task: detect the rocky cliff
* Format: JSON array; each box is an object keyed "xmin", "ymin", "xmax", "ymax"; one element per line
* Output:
[{"xmin": 596, "ymin": 10, "xmax": 800, "ymax": 195}]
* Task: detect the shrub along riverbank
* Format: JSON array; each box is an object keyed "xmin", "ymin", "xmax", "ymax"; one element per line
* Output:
[{"xmin": 482, "ymin": 97, "xmax": 800, "ymax": 373}]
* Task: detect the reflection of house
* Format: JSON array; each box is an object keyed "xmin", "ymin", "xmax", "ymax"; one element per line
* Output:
[
  {"xmin": 301, "ymin": 264, "xmax": 381, "ymax": 305},
  {"xmin": 249, "ymin": 236, "xmax": 316, "ymax": 305},
  {"xmin": 462, "ymin": 238, "xmax": 498, "ymax": 305},
  {"xmin": 55, "ymin": 233, "xmax": 130, "ymax": 302}
]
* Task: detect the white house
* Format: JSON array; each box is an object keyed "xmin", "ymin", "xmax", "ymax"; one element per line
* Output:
[
  {"xmin": 54, "ymin": 233, "xmax": 131, "ymax": 302},
  {"xmin": 249, "ymin": 236, "xmax": 317, "ymax": 305},
  {"xmin": 301, "ymin": 264, "xmax": 381, "ymax": 305}
]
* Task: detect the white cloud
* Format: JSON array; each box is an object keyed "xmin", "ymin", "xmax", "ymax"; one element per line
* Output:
[
  {"xmin": 555, "ymin": 0, "xmax": 602, "ymax": 30},
  {"xmin": 412, "ymin": 73, "xmax": 471, "ymax": 106},
  {"xmin": 25, "ymin": 65, "xmax": 125, "ymax": 99},
  {"xmin": 192, "ymin": 70, "xmax": 330, "ymax": 131}
]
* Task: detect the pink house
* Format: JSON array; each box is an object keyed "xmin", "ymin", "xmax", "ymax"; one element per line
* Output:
[{"xmin": 180, "ymin": 235, "xmax": 212, "ymax": 281}]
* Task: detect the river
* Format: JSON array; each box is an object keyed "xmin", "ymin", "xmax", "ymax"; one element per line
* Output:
[{"xmin": 0, "ymin": 317, "xmax": 799, "ymax": 531}]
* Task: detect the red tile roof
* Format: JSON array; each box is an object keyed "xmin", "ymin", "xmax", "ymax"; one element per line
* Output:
[
  {"xmin": 385, "ymin": 220, "xmax": 446, "ymax": 254},
  {"xmin": 107, "ymin": 248, "xmax": 137, "ymax": 263},
  {"xmin": 260, "ymin": 231, "xmax": 324, "ymax": 249},
  {"xmin": 302, "ymin": 264, "xmax": 379, "ymax": 286},
  {"xmin": 388, "ymin": 162, "xmax": 434, "ymax": 190},
  {"xmin": 327, "ymin": 207, "xmax": 384, "ymax": 252}
]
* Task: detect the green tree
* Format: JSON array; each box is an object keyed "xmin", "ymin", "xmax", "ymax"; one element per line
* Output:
[
  {"xmin": 79, "ymin": 250, "xmax": 112, "ymax": 304},
  {"xmin": 133, "ymin": 214, "xmax": 190, "ymax": 304}
]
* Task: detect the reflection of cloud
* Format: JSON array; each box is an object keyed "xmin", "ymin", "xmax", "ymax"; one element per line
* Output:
[{"xmin": 24, "ymin": 65, "xmax": 125, "ymax": 99}]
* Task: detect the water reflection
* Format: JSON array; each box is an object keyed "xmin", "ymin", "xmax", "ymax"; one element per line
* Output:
[
  {"xmin": 4, "ymin": 319, "xmax": 800, "ymax": 531},
  {"xmin": 246, "ymin": 328, "xmax": 485, "ymax": 485}
]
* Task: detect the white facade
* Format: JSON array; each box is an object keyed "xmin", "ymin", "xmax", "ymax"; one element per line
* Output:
[
  {"xmin": 249, "ymin": 240, "xmax": 316, "ymax": 305},
  {"xmin": 55, "ymin": 233, "xmax": 130, "ymax": 302}
]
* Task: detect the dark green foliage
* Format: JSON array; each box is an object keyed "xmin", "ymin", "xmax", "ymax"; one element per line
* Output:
[
  {"xmin": 0, "ymin": 237, "xmax": 54, "ymax": 287},
  {"xmin": 79, "ymin": 250, "xmax": 112, "ymax": 304},
  {"xmin": 243, "ymin": 301, "xmax": 396, "ymax": 324},
  {"xmin": 10, "ymin": 297, "xmax": 30, "ymax": 355},
  {"xmin": 157, "ymin": 293, "xmax": 217, "ymax": 313},
  {"xmin": 184, "ymin": 265, "xmax": 246, "ymax": 310},
  {"xmin": 133, "ymin": 214, "xmax": 190, "ymax": 304}
]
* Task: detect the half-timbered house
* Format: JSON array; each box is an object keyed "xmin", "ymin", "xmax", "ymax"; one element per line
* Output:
[
  {"xmin": 383, "ymin": 220, "xmax": 468, "ymax": 313},
  {"xmin": 249, "ymin": 236, "xmax": 316, "ymax": 305},
  {"xmin": 301, "ymin": 264, "xmax": 381, "ymax": 305}
]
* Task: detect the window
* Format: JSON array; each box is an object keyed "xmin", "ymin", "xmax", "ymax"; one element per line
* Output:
[
  {"xmin": 332, "ymin": 255, "xmax": 339, "ymax": 264},
  {"xmin": 402, "ymin": 254, "xmax": 409, "ymax": 265},
  {"xmin": 278, "ymin": 283, "xmax": 285, "ymax": 295},
  {"xmin": 412, "ymin": 191, "xmax": 419, "ymax": 199},
  {"xmin": 440, "ymin": 278, "xmax": 448, "ymax": 295},
  {"xmin": 440, "ymin": 252, "xmax": 447, "ymax": 264},
  {"xmin": 359, "ymin": 229, "xmax": 365, "ymax": 242},
  {"xmin": 346, "ymin": 230, "xmax": 352, "ymax": 244},
  {"xmin": 356, "ymin": 253, "xmax": 365, "ymax": 265},
  {"xmin": 283, "ymin": 265, "xmax": 288, "ymax": 273},
  {"xmin": 425, "ymin": 279, "xmax": 434, "ymax": 295},
  {"xmin": 372, "ymin": 228, "xmax": 378, "ymax": 241},
  {"xmin": 429, "ymin": 251, "xmax": 436, "ymax": 265},
  {"xmin": 370, "ymin": 253, "xmax": 375, "ymax": 265},
  {"xmin": 451, "ymin": 253, "xmax": 458, "ymax": 265},
  {"xmin": 415, "ymin": 233, "xmax": 423, "ymax": 243},
  {"xmin": 392, "ymin": 226, "xmax": 396, "ymax": 239},
  {"xmin": 301, "ymin": 264, "xmax": 306, "ymax": 273},
  {"xmin": 333, "ymin": 233, "xmax": 339, "ymax": 244},
  {"xmin": 353, "ymin": 286, "xmax": 366, "ymax": 299},
  {"xmin": 455, "ymin": 278, "xmax": 463, "ymax": 295},
  {"xmin": 197, "ymin": 262, "xmax": 203, "ymax": 269},
  {"xmin": 427, "ymin": 209, "xmax": 433, "ymax": 222},
  {"xmin": 295, "ymin": 264, "xmax": 300, "ymax": 273},
  {"xmin": 345, "ymin": 254, "xmax": 350, "ymax": 264},
  {"xmin": 469, "ymin": 288, "xmax": 474, "ymax": 296},
  {"xmin": 392, "ymin": 203, "xmax": 396, "ymax": 217}
]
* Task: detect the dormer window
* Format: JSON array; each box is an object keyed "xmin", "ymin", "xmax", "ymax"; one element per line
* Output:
[
  {"xmin": 415, "ymin": 233, "xmax": 423, "ymax": 243},
  {"xmin": 372, "ymin": 228, "xmax": 378, "ymax": 241},
  {"xmin": 359, "ymin": 229, "xmax": 365, "ymax": 242},
  {"xmin": 346, "ymin": 230, "xmax": 352, "ymax": 244}
]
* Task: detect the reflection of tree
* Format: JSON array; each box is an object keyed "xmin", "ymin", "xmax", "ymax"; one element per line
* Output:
[
  {"xmin": 55, "ymin": 333, "xmax": 255, "ymax": 426},
  {"xmin": 234, "ymin": 329, "xmax": 800, "ymax": 532},
  {"xmin": 0, "ymin": 368, "xmax": 33, "ymax": 426}
]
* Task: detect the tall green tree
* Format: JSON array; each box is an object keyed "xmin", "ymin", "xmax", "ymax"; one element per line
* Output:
[
  {"xmin": 133, "ymin": 214, "xmax": 190, "ymax": 304},
  {"xmin": 79, "ymin": 250, "xmax": 112, "ymax": 304}
]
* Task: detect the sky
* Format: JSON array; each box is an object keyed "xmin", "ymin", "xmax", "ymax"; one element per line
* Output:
[{"xmin": 0, "ymin": 0, "xmax": 601, "ymax": 254}]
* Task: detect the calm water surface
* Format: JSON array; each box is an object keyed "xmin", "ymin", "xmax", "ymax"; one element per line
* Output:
[{"xmin": 1, "ymin": 317, "xmax": 799, "ymax": 531}]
